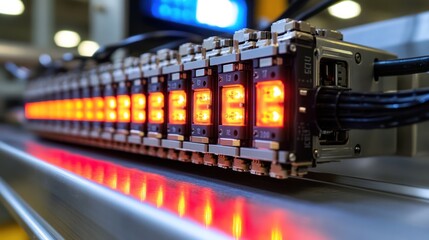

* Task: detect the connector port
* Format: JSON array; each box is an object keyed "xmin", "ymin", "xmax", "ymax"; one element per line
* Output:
[
  {"xmin": 319, "ymin": 58, "xmax": 349, "ymax": 145},
  {"xmin": 320, "ymin": 58, "xmax": 348, "ymax": 88}
]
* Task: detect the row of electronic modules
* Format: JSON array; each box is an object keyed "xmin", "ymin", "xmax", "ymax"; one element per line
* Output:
[{"xmin": 24, "ymin": 18, "xmax": 393, "ymax": 179}]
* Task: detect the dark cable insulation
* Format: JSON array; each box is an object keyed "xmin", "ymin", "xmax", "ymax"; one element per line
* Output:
[
  {"xmin": 92, "ymin": 30, "xmax": 203, "ymax": 62},
  {"xmin": 374, "ymin": 55, "xmax": 429, "ymax": 77},
  {"xmin": 315, "ymin": 87, "xmax": 429, "ymax": 130}
]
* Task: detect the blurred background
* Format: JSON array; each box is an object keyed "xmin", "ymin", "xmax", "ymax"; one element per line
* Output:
[
  {"xmin": 1, "ymin": 0, "xmax": 429, "ymax": 238},
  {"xmin": 1, "ymin": 0, "xmax": 429, "ymax": 124}
]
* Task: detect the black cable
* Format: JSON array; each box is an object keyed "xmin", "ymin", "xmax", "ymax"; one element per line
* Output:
[
  {"xmin": 295, "ymin": 0, "xmax": 341, "ymax": 20},
  {"xmin": 264, "ymin": 0, "xmax": 311, "ymax": 30},
  {"xmin": 374, "ymin": 55, "xmax": 429, "ymax": 77},
  {"xmin": 92, "ymin": 30, "xmax": 203, "ymax": 63},
  {"xmin": 315, "ymin": 87, "xmax": 429, "ymax": 130},
  {"xmin": 145, "ymin": 38, "xmax": 191, "ymax": 54}
]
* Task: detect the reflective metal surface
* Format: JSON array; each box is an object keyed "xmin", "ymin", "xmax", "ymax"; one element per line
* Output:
[
  {"xmin": 0, "ymin": 178, "xmax": 62, "ymax": 240},
  {"xmin": 1, "ymin": 126, "xmax": 429, "ymax": 239}
]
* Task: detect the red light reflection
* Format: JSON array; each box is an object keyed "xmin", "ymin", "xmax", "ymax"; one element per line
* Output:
[{"xmin": 26, "ymin": 142, "xmax": 326, "ymax": 240}]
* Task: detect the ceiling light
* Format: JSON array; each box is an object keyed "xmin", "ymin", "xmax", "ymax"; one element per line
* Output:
[
  {"xmin": 78, "ymin": 40, "xmax": 99, "ymax": 57},
  {"xmin": 54, "ymin": 30, "xmax": 81, "ymax": 48},
  {"xmin": 328, "ymin": 0, "xmax": 361, "ymax": 19},
  {"xmin": 0, "ymin": 0, "xmax": 25, "ymax": 15},
  {"xmin": 196, "ymin": 0, "xmax": 239, "ymax": 28}
]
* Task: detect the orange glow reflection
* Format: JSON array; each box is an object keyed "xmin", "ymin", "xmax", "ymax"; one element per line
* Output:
[
  {"xmin": 177, "ymin": 188, "xmax": 186, "ymax": 217},
  {"xmin": 156, "ymin": 186, "xmax": 164, "ymax": 208},
  {"xmin": 204, "ymin": 200, "xmax": 213, "ymax": 227},
  {"xmin": 271, "ymin": 227, "xmax": 283, "ymax": 240},
  {"xmin": 232, "ymin": 213, "xmax": 243, "ymax": 240},
  {"xmin": 25, "ymin": 142, "xmax": 326, "ymax": 240}
]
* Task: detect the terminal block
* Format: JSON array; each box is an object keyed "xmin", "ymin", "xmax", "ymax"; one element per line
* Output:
[{"xmin": 24, "ymin": 18, "xmax": 397, "ymax": 179}]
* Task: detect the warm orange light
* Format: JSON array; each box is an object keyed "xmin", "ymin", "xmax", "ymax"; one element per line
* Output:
[
  {"xmin": 156, "ymin": 185, "xmax": 164, "ymax": 207},
  {"xmin": 25, "ymin": 102, "xmax": 37, "ymax": 119},
  {"xmin": 232, "ymin": 213, "xmax": 243, "ymax": 239},
  {"xmin": 93, "ymin": 97, "xmax": 104, "ymax": 122},
  {"xmin": 83, "ymin": 98, "xmax": 94, "ymax": 121},
  {"xmin": 105, "ymin": 96, "xmax": 117, "ymax": 122},
  {"xmin": 221, "ymin": 85, "xmax": 245, "ymax": 126},
  {"xmin": 56, "ymin": 100, "xmax": 64, "ymax": 120},
  {"xmin": 117, "ymin": 95, "xmax": 131, "ymax": 123},
  {"xmin": 74, "ymin": 99, "xmax": 84, "ymax": 121},
  {"xmin": 148, "ymin": 92, "xmax": 164, "ymax": 124},
  {"xmin": 65, "ymin": 99, "xmax": 74, "ymax": 120},
  {"xmin": 256, "ymin": 81, "xmax": 284, "ymax": 127},
  {"xmin": 132, "ymin": 94, "xmax": 146, "ymax": 123},
  {"xmin": 178, "ymin": 189, "xmax": 186, "ymax": 217},
  {"xmin": 169, "ymin": 90, "xmax": 187, "ymax": 125},
  {"xmin": 193, "ymin": 89, "xmax": 212, "ymax": 125},
  {"xmin": 140, "ymin": 176, "xmax": 147, "ymax": 201},
  {"xmin": 204, "ymin": 200, "xmax": 213, "ymax": 227},
  {"xmin": 271, "ymin": 227, "xmax": 283, "ymax": 240},
  {"xmin": 106, "ymin": 170, "xmax": 118, "ymax": 189},
  {"xmin": 119, "ymin": 172, "xmax": 131, "ymax": 195}
]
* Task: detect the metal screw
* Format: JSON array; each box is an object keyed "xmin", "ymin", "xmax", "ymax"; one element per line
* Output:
[
  {"xmin": 288, "ymin": 153, "xmax": 296, "ymax": 162},
  {"xmin": 354, "ymin": 144, "xmax": 361, "ymax": 155},
  {"xmin": 289, "ymin": 44, "xmax": 297, "ymax": 53},
  {"xmin": 313, "ymin": 149, "xmax": 320, "ymax": 159},
  {"xmin": 314, "ymin": 49, "xmax": 320, "ymax": 58},
  {"xmin": 355, "ymin": 52, "xmax": 362, "ymax": 64}
]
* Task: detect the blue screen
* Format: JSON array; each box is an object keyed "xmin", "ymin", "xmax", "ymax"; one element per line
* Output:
[{"xmin": 143, "ymin": 0, "xmax": 247, "ymax": 32}]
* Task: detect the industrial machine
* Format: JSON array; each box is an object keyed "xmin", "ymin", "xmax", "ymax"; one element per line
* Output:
[{"xmin": 23, "ymin": 18, "xmax": 405, "ymax": 179}]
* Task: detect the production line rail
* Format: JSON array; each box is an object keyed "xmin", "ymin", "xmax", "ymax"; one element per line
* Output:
[{"xmin": 1, "ymin": 125, "xmax": 429, "ymax": 239}]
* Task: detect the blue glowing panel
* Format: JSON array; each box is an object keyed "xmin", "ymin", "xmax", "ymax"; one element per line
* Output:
[{"xmin": 143, "ymin": 0, "xmax": 247, "ymax": 32}]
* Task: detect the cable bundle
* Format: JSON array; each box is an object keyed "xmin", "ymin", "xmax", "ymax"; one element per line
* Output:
[{"xmin": 316, "ymin": 87, "xmax": 429, "ymax": 129}]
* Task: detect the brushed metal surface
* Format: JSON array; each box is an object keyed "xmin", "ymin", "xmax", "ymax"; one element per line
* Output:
[{"xmin": 1, "ymin": 126, "xmax": 429, "ymax": 239}]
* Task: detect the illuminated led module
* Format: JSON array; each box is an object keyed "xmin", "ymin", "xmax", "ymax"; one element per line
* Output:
[{"xmin": 24, "ymin": 19, "xmax": 397, "ymax": 179}]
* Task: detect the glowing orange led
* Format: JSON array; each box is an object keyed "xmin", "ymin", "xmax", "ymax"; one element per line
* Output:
[
  {"xmin": 193, "ymin": 89, "xmax": 212, "ymax": 125},
  {"xmin": 64, "ymin": 99, "xmax": 74, "ymax": 120},
  {"xmin": 132, "ymin": 94, "xmax": 146, "ymax": 123},
  {"xmin": 74, "ymin": 99, "xmax": 84, "ymax": 121},
  {"xmin": 105, "ymin": 96, "xmax": 117, "ymax": 122},
  {"xmin": 256, "ymin": 81, "xmax": 284, "ymax": 127},
  {"xmin": 55, "ymin": 100, "xmax": 64, "ymax": 120},
  {"xmin": 83, "ymin": 98, "xmax": 94, "ymax": 121},
  {"xmin": 93, "ymin": 97, "xmax": 104, "ymax": 121},
  {"xmin": 117, "ymin": 95, "xmax": 131, "ymax": 122},
  {"xmin": 169, "ymin": 90, "xmax": 187, "ymax": 124},
  {"xmin": 221, "ymin": 85, "xmax": 245, "ymax": 126},
  {"xmin": 25, "ymin": 102, "xmax": 37, "ymax": 119},
  {"xmin": 45, "ymin": 101, "xmax": 52, "ymax": 119},
  {"xmin": 148, "ymin": 92, "xmax": 164, "ymax": 124}
]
